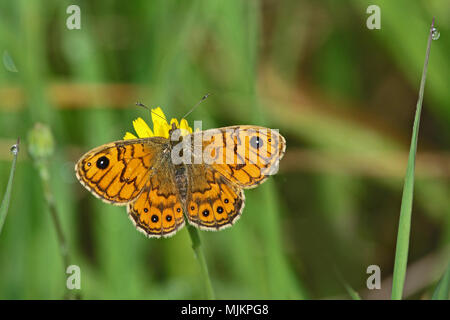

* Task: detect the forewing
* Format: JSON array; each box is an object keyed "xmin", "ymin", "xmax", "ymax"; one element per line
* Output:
[
  {"xmin": 75, "ymin": 137, "xmax": 167, "ymax": 204},
  {"xmin": 197, "ymin": 126, "xmax": 286, "ymax": 188}
]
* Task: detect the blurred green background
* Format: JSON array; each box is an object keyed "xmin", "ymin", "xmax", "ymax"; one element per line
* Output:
[{"xmin": 0, "ymin": 0, "xmax": 448, "ymax": 299}]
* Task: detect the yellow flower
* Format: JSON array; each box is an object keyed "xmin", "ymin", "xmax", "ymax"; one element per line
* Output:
[{"xmin": 123, "ymin": 107, "xmax": 193, "ymax": 140}]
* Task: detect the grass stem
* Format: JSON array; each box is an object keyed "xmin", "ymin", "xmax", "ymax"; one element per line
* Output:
[
  {"xmin": 28, "ymin": 123, "xmax": 79, "ymax": 299},
  {"xmin": 186, "ymin": 224, "xmax": 215, "ymax": 299},
  {"xmin": 391, "ymin": 17, "xmax": 435, "ymax": 300},
  {"xmin": 432, "ymin": 263, "xmax": 450, "ymax": 300},
  {"xmin": 0, "ymin": 138, "xmax": 20, "ymax": 236}
]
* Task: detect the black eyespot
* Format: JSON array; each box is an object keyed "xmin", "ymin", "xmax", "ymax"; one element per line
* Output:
[
  {"xmin": 224, "ymin": 199, "xmax": 229, "ymax": 204},
  {"xmin": 87, "ymin": 162, "xmax": 91, "ymax": 167},
  {"xmin": 143, "ymin": 208, "xmax": 148, "ymax": 213},
  {"xmin": 166, "ymin": 215, "xmax": 172, "ymax": 222},
  {"xmin": 250, "ymin": 136, "xmax": 263, "ymax": 149},
  {"xmin": 217, "ymin": 206, "xmax": 224, "ymax": 214},
  {"xmin": 191, "ymin": 206, "xmax": 195, "ymax": 211},
  {"xmin": 96, "ymin": 156, "xmax": 110, "ymax": 169},
  {"xmin": 151, "ymin": 215, "xmax": 159, "ymax": 223},
  {"xmin": 202, "ymin": 209, "xmax": 210, "ymax": 217},
  {"xmin": 176, "ymin": 208, "xmax": 181, "ymax": 213}
]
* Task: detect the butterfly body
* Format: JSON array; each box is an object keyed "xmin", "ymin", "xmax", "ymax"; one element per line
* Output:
[{"xmin": 76, "ymin": 125, "xmax": 285, "ymax": 238}]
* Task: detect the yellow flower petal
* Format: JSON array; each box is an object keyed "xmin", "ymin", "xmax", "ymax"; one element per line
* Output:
[
  {"xmin": 179, "ymin": 118, "xmax": 193, "ymax": 134},
  {"xmin": 123, "ymin": 107, "xmax": 193, "ymax": 140},
  {"xmin": 123, "ymin": 132, "xmax": 137, "ymax": 140},
  {"xmin": 133, "ymin": 117, "xmax": 154, "ymax": 138},
  {"xmin": 151, "ymin": 107, "xmax": 170, "ymax": 138},
  {"xmin": 170, "ymin": 118, "xmax": 179, "ymax": 128}
]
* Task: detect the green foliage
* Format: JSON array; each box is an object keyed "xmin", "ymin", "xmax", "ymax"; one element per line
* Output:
[
  {"xmin": 392, "ymin": 19, "xmax": 435, "ymax": 300},
  {"xmin": 0, "ymin": 139, "xmax": 19, "ymax": 235},
  {"xmin": 432, "ymin": 264, "xmax": 450, "ymax": 300}
]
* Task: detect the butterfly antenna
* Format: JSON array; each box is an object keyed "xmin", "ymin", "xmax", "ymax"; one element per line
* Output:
[
  {"xmin": 136, "ymin": 102, "xmax": 167, "ymax": 122},
  {"xmin": 182, "ymin": 93, "xmax": 211, "ymax": 119}
]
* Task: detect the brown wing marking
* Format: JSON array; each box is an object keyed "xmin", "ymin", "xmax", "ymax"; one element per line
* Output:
[
  {"xmin": 127, "ymin": 161, "xmax": 185, "ymax": 238},
  {"xmin": 75, "ymin": 138, "xmax": 166, "ymax": 204},
  {"xmin": 185, "ymin": 164, "xmax": 244, "ymax": 230}
]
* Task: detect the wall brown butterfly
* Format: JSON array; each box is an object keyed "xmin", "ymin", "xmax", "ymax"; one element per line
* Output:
[{"xmin": 75, "ymin": 109, "xmax": 286, "ymax": 238}]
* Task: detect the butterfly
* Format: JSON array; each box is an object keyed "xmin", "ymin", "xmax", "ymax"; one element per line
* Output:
[{"xmin": 75, "ymin": 112, "xmax": 286, "ymax": 238}]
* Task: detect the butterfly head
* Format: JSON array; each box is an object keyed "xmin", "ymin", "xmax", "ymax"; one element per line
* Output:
[
  {"xmin": 168, "ymin": 122, "xmax": 185, "ymax": 146},
  {"xmin": 169, "ymin": 122, "xmax": 177, "ymax": 133}
]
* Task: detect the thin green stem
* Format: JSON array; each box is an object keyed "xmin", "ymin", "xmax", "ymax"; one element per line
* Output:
[
  {"xmin": 28, "ymin": 123, "xmax": 79, "ymax": 299},
  {"xmin": 432, "ymin": 263, "xmax": 450, "ymax": 300},
  {"xmin": 36, "ymin": 160, "xmax": 81, "ymax": 299},
  {"xmin": 186, "ymin": 224, "xmax": 215, "ymax": 299},
  {"xmin": 391, "ymin": 18, "xmax": 435, "ymax": 300},
  {"xmin": 0, "ymin": 138, "xmax": 20, "ymax": 236},
  {"xmin": 334, "ymin": 266, "xmax": 362, "ymax": 300},
  {"xmin": 36, "ymin": 160, "xmax": 80, "ymax": 299},
  {"xmin": 38, "ymin": 162, "xmax": 71, "ymax": 270}
]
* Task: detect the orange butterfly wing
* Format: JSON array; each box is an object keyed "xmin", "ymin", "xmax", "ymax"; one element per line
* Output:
[
  {"xmin": 127, "ymin": 160, "xmax": 185, "ymax": 238},
  {"xmin": 200, "ymin": 126, "xmax": 286, "ymax": 188},
  {"xmin": 185, "ymin": 164, "xmax": 244, "ymax": 230},
  {"xmin": 184, "ymin": 126, "xmax": 285, "ymax": 230},
  {"xmin": 75, "ymin": 138, "xmax": 166, "ymax": 204}
]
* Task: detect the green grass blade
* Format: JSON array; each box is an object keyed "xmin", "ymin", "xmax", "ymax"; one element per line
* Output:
[
  {"xmin": 0, "ymin": 138, "xmax": 20, "ymax": 236},
  {"xmin": 186, "ymin": 224, "xmax": 215, "ymax": 299},
  {"xmin": 432, "ymin": 264, "xmax": 450, "ymax": 300},
  {"xmin": 391, "ymin": 18, "xmax": 436, "ymax": 300},
  {"xmin": 334, "ymin": 267, "xmax": 362, "ymax": 300},
  {"xmin": 343, "ymin": 283, "xmax": 362, "ymax": 300}
]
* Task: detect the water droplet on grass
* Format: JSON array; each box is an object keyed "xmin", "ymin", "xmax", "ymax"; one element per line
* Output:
[
  {"xmin": 431, "ymin": 27, "xmax": 440, "ymax": 40},
  {"xmin": 10, "ymin": 144, "xmax": 19, "ymax": 155}
]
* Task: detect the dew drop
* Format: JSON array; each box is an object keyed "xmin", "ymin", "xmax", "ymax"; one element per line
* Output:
[
  {"xmin": 431, "ymin": 27, "xmax": 440, "ymax": 40},
  {"xmin": 10, "ymin": 144, "xmax": 19, "ymax": 156}
]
